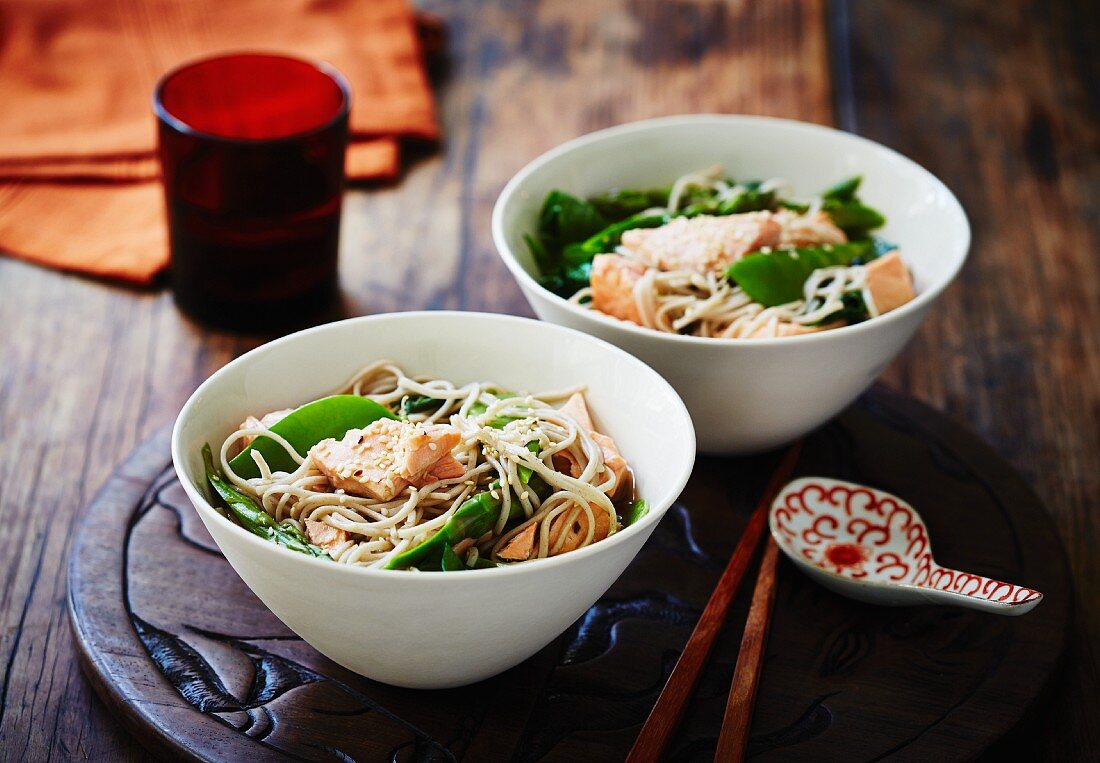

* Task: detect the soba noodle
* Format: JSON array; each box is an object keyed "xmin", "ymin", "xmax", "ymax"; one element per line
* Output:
[
  {"xmin": 537, "ymin": 167, "xmax": 911, "ymax": 339},
  {"xmin": 214, "ymin": 362, "xmax": 631, "ymax": 570}
]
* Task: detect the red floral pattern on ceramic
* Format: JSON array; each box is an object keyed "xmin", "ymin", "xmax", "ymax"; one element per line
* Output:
[{"xmin": 769, "ymin": 477, "xmax": 1043, "ymax": 615}]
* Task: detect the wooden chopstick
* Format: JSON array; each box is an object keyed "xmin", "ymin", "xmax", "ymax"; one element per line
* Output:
[
  {"xmin": 625, "ymin": 441, "xmax": 801, "ymax": 763},
  {"xmin": 714, "ymin": 537, "xmax": 781, "ymax": 761}
]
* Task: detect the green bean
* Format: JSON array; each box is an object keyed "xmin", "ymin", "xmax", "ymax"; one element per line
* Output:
[
  {"xmin": 384, "ymin": 484, "xmax": 504, "ymax": 570},
  {"xmin": 202, "ymin": 444, "xmax": 326, "ymax": 558}
]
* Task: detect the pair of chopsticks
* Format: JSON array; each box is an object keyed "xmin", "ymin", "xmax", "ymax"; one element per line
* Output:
[{"xmin": 626, "ymin": 442, "xmax": 800, "ymax": 763}]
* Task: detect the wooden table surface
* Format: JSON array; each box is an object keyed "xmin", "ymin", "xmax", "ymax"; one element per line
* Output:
[{"xmin": 0, "ymin": 0, "xmax": 1095, "ymax": 760}]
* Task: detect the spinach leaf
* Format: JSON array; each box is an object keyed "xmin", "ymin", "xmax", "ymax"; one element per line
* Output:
[
  {"xmin": 588, "ymin": 187, "xmax": 670, "ymax": 219},
  {"xmin": 400, "ymin": 395, "xmax": 442, "ymax": 418},
  {"xmin": 805, "ymin": 291, "xmax": 871, "ymax": 327},
  {"xmin": 817, "ymin": 176, "xmax": 886, "ymax": 237},
  {"xmin": 822, "ymin": 175, "xmax": 862, "ymax": 202},
  {"xmin": 537, "ymin": 191, "xmax": 609, "ymax": 251},
  {"xmin": 717, "ymin": 188, "xmax": 777, "ymax": 215},
  {"xmin": 871, "ymin": 236, "xmax": 899, "ymax": 258},
  {"xmin": 440, "ymin": 544, "xmax": 466, "ymax": 571},
  {"xmin": 622, "ymin": 499, "xmax": 649, "ymax": 526},
  {"xmin": 726, "ymin": 241, "xmax": 873, "ymax": 307},
  {"xmin": 572, "ymin": 212, "xmax": 669, "ymax": 260},
  {"xmin": 822, "ymin": 199, "xmax": 886, "ymax": 237},
  {"xmin": 523, "ymin": 233, "xmax": 554, "ymax": 274},
  {"xmin": 230, "ymin": 395, "xmax": 396, "ymax": 479},
  {"xmin": 778, "ymin": 199, "xmax": 811, "ymax": 214}
]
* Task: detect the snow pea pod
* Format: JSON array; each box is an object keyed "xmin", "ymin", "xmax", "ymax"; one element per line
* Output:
[
  {"xmin": 202, "ymin": 444, "xmax": 326, "ymax": 558},
  {"xmin": 821, "ymin": 199, "xmax": 886, "ymax": 237},
  {"xmin": 517, "ymin": 440, "xmax": 540, "ymax": 483},
  {"xmin": 384, "ymin": 484, "xmax": 504, "ymax": 570},
  {"xmin": 822, "ymin": 175, "xmax": 863, "ymax": 201},
  {"xmin": 726, "ymin": 241, "xmax": 874, "ymax": 307},
  {"xmin": 230, "ymin": 395, "xmax": 395, "ymax": 479}
]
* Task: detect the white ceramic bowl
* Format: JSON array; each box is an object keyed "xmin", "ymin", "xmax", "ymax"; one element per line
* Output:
[
  {"xmin": 172, "ymin": 312, "xmax": 695, "ymax": 689},
  {"xmin": 492, "ymin": 115, "xmax": 970, "ymax": 453}
]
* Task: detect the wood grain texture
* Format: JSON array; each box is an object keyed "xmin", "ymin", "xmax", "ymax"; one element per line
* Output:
[
  {"xmin": 626, "ymin": 443, "xmax": 799, "ymax": 763},
  {"xmin": 833, "ymin": 1, "xmax": 1100, "ymax": 759},
  {"xmin": 66, "ymin": 391, "xmax": 1070, "ymax": 761},
  {"xmin": 715, "ymin": 539, "xmax": 779, "ymax": 763},
  {"xmin": 0, "ymin": 0, "xmax": 1095, "ymax": 759}
]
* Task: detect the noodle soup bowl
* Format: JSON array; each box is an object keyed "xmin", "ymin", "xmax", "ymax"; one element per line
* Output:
[
  {"xmin": 493, "ymin": 115, "xmax": 970, "ymax": 453},
  {"xmin": 172, "ymin": 312, "xmax": 695, "ymax": 689}
]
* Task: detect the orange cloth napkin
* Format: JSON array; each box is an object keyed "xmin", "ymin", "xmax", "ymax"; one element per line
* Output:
[{"xmin": 0, "ymin": 0, "xmax": 439, "ymax": 284}]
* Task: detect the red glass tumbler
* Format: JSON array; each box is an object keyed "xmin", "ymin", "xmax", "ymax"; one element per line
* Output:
[{"xmin": 155, "ymin": 53, "xmax": 350, "ymax": 331}]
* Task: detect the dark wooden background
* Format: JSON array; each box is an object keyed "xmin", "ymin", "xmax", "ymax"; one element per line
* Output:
[{"xmin": 0, "ymin": 0, "xmax": 1095, "ymax": 760}]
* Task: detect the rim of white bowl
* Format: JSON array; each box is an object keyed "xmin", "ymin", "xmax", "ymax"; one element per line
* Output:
[
  {"xmin": 491, "ymin": 114, "xmax": 971, "ymax": 348},
  {"xmin": 171, "ymin": 311, "xmax": 697, "ymax": 580}
]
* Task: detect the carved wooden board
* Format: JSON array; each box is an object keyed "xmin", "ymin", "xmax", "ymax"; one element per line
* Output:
[{"xmin": 67, "ymin": 387, "xmax": 1070, "ymax": 761}]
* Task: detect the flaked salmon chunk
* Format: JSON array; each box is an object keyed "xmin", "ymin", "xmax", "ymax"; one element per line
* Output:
[
  {"xmin": 310, "ymin": 419, "xmax": 463, "ymax": 501},
  {"xmin": 590, "ymin": 253, "xmax": 646, "ymax": 324},
  {"xmin": 304, "ymin": 519, "xmax": 349, "ymax": 556},
  {"xmin": 773, "ymin": 210, "xmax": 847, "ymax": 248},
  {"xmin": 498, "ymin": 523, "xmax": 537, "ymax": 562},
  {"xmin": 865, "ymin": 251, "xmax": 914, "ymax": 314},
  {"xmin": 553, "ymin": 392, "xmax": 631, "ymax": 501},
  {"xmin": 619, "ymin": 212, "xmax": 781, "ymax": 274}
]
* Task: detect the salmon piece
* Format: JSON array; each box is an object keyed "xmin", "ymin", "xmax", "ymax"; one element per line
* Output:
[
  {"xmin": 419, "ymin": 455, "xmax": 465, "ymax": 484},
  {"xmin": 774, "ymin": 210, "xmax": 847, "ymax": 248},
  {"xmin": 866, "ymin": 251, "xmax": 914, "ymax": 314},
  {"xmin": 498, "ymin": 523, "xmax": 537, "ymax": 562},
  {"xmin": 590, "ymin": 253, "xmax": 645, "ymax": 324},
  {"xmin": 238, "ymin": 408, "xmax": 294, "ymax": 446},
  {"xmin": 310, "ymin": 419, "xmax": 462, "ymax": 501},
  {"xmin": 558, "ymin": 392, "xmax": 595, "ymax": 432},
  {"xmin": 548, "ymin": 502, "xmax": 612, "ymax": 555},
  {"xmin": 592, "ymin": 432, "xmax": 631, "ymax": 501},
  {"xmin": 552, "ymin": 393, "xmax": 630, "ymax": 500},
  {"xmin": 552, "ymin": 450, "xmax": 583, "ymax": 479},
  {"xmin": 619, "ymin": 212, "xmax": 782, "ymax": 274},
  {"xmin": 305, "ymin": 519, "xmax": 349, "ymax": 555}
]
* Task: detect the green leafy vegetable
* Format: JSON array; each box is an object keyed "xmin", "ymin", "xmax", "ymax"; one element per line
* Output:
[
  {"xmin": 530, "ymin": 174, "xmax": 887, "ymax": 303},
  {"xmin": 822, "ymin": 175, "xmax": 862, "ymax": 201},
  {"xmin": 821, "ymin": 199, "xmax": 886, "ymax": 237},
  {"xmin": 230, "ymin": 395, "xmax": 396, "ymax": 479},
  {"xmin": 622, "ymin": 499, "xmax": 649, "ymax": 526},
  {"xmin": 573, "ymin": 212, "xmax": 668, "ymax": 259},
  {"xmin": 817, "ymin": 176, "xmax": 886, "ymax": 237},
  {"xmin": 203, "ymin": 444, "xmax": 326, "ymax": 558},
  {"xmin": 399, "ymin": 395, "xmax": 442, "ymax": 419},
  {"xmin": 538, "ymin": 191, "xmax": 609, "ymax": 252},
  {"xmin": 805, "ymin": 291, "xmax": 871, "ymax": 327},
  {"xmin": 523, "ymin": 233, "xmax": 554, "ymax": 274},
  {"xmin": 870, "ymin": 236, "xmax": 899, "ymax": 258},
  {"xmin": 727, "ymin": 241, "xmax": 874, "ymax": 307},
  {"xmin": 440, "ymin": 544, "xmax": 465, "ymax": 571},
  {"xmin": 588, "ymin": 187, "xmax": 670, "ymax": 219},
  {"xmin": 717, "ymin": 188, "xmax": 776, "ymax": 215}
]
